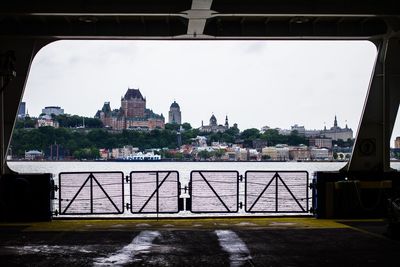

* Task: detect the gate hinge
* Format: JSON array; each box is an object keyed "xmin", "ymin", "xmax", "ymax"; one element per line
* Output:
[
  {"xmin": 239, "ymin": 175, "xmax": 244, "ymax": 182},
  {"xmin": 52, "ymin": 210, "xmax": 59, "ymax": 216},
  {"xmin": 239, "ymin": 202, "xmax": 243, "ymax": 209},
  {"xmin": 125, "ymin": 175, "xmax": 131, "ymax": 183},
  {"xmin": 53, "ymin": 185, "xmax": 59, "ymax": 192}
]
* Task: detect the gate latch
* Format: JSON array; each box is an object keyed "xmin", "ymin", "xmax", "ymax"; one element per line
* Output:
[{"xmin": 125, "ymin": 203, "xmax": 131, "ymax": 211}]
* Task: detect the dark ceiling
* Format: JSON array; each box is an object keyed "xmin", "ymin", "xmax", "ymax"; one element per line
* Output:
[{"xmin": 0, "ymin": 0, "xmax": 399, "ymax": 39}]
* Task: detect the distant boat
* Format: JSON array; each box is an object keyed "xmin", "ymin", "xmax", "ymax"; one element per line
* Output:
[{"xmin": 115, "ymin": 152, "xmax": 161, "ymax": 161}]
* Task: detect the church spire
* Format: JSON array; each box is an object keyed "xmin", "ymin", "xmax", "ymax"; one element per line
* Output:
[
  {"xmin": 334, "ymin": 115, "xmax": 338, "ymax": 128},
  {"xmin": 225, "ymin": 115, "xmax": 229, "ymax": 128}
]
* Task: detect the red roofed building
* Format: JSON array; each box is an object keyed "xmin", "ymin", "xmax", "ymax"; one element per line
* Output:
[{"xmin": 95, "ymin": 88, "xmax": 165, "ymax": 131}]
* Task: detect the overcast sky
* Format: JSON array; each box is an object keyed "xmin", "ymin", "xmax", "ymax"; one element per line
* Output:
[{"xmin": 24, "ymin": 40, "xmax": 399, "ymax": 144}]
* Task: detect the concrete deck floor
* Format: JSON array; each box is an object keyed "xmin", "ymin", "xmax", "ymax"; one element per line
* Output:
[{"xmin": 0, "ymin": 217, "xmax": 399, "ymax": 266}]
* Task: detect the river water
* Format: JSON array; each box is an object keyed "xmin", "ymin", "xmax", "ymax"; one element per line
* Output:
[
  {"xmin": 7, "ymin": 161, "xmax": 351, "ymax": 180},
  {"xmin": 7, "ymin": 161, "xmax": 400, "ymax": 218}
]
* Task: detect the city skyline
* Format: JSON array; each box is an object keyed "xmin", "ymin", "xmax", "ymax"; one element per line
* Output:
[
  {"xmin": 21, "ymin": 98, "xmax": 353, "ymax": 134},
  {"xmin": 22, "ymin": 40, "xmax": 387, "ymax": 138}
]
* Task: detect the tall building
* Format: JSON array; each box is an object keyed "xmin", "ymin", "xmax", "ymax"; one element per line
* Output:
[
  {"xmin": 42, "ymin": 106, "xmax": 64, "ymax": 116},
  {"xmin": 18, "ymin": 102, "xmax": 26, "ymax": 118},
  {"xmin": 121, "ymin": 89, "xmax": 145, "ymax": 118},
  {"xmin": 95, "ymin": 88, "xmax": 164, "ymax": 131},
  {"xmin": 168, "ymin": 101, "xmax": 182, "ymax": 124}
]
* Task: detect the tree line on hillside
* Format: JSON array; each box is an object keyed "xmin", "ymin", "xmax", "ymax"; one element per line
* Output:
[
  {"xmin": 15, "ymin": 115, "xmax": 103, "ymax": 129},
  {"xmin": 10, "ymin": 122, "xmax": 310, "ymax": 159}
]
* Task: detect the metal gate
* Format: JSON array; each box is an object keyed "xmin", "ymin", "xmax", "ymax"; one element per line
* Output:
[
  {"xmin": 57, "ymin": 169, "xmax": 310, "ymax": 217},
  {"xmin": 190, "ymin": 170, "xmax": 239, "ymax": 213},
  {"xmin": 129, "ymin": 171, "xmax": 179, "ymax": 214},
  {"xmin": 58, "ymin": 172, "xmax": 124, "ymax": 215},
  {"xmin": 245, "ymin": 171, "xmax": 309, "ymax": 213}
]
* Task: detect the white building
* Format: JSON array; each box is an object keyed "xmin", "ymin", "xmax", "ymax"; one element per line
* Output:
[
  {"xmin": 193, "ymin": 136, "xmax": 208, "ymax": 147},
  {"xmin": 25, "ymin": 150, "xmax": 43, "ymax": 160},
  {"xmin": 262, "ymin": 145, "xmax": 289, "ymax": 161},
  {"xmin": 111, "ymin": 146, "xmax": 139, "ymax": 159},
  {"xmin": 36, "ymin": 118, "xmax": 59, "ymax": 128},
  {"xmin": 310, "ymin": 148, "xmax": 331, "ymax": 160}
]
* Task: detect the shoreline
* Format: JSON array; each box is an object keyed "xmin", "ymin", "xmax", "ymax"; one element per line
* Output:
[{"xmin": 7, "ymin": 159, "xmax": 364, "ymax": 163}]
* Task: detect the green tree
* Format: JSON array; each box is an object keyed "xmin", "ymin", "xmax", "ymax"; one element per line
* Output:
[
  {"xmin": 181, "ymin": 122, "xmax": 192, "ymax": 130},
  {"xmin": 165, "ymin": 123, "xmax": 180, "ymax": 131},
  {"xmin": 240, "ymin": 128, "xmax": 260, "ymax": 148},
  {"xmin": 198, "ymin": 150, "xmax": 211, "ymax": 160},
  {"xmin": 214, "ymin": 149, "xmax": 225, "ymax": 159}
]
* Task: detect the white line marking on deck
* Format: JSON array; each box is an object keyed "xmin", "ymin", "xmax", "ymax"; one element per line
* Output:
[
  {"xmin": 4, "ymin": 245, "xmax": 94, "ymax": 254},
  {"xmin": 93, "ymin": 230, "xmax": 160, "ymax": 266},
  {"xmin": 215, "ymin": 230, "xmax": 252, "ymax": 267}
]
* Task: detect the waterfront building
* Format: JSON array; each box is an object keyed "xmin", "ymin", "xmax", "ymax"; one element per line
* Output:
[
  {"xmin": 199, "ymin": 114, "xmax": 229, "ymax": 133},
  {"xmin": 239, "ymin": 148, "xmax": 248, "ymax": 161},
  {"xmin": 310, "ymin": 148, "xmax": 331, "ymax": 160},
  {"xmin": 309, "ymin": 137, "xmax": 333, "ymax": 149},
  {"xmin": 395, "ymin": 137, "xmax": 400, "ymax": 148},
  {"xmin": 168, "ymin": 101, "xmax": 182, "ymax": 124},
  {"xmin": 289, "ymin": 145, "xmax": 311, "ymax": 161},
  {"xmin": 111, "ymin": 146, "xmax": 139, "ymax": 159},
  {"xmin": 248, "ymin": 149, "xmax": 259, "ymax": 161},
  {"xmin": 276, "ymin": 145, "xmax": 290, "ymax": 160},
  {"xmin": 262, "ymin": 147, "xmax": 277, "ymax": 160},
  {"xmin": 99, "ymin": 149, "xmax": 109, "ymax": 160},
  {"xmin": 18, "ymin": 102, "xmax": 26, "ymax": 119},
  {"xmin": 25, "ymin": 150, "xmax": 44, "ymax": 160},
  {"xmin": 262, "ymin": 145, "xmax": 289, "ymax": 161},
  {"xmin": 225, "ymin": 150, "xmax": 238, "ymax": 161},
  {"xmin": 42, "ymin": 106, "xmax": 64, "ymax": 116},
  {"xmin": 95, "ymin": 88, "xmax": 165, "ymax": 131},
  {"xmin": 321, "ymin": 116, "xmax": 353, "ymax": 141}
]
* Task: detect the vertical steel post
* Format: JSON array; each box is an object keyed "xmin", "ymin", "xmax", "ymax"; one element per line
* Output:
[
  {"xmin": 347, "ymin": 37, "xmax": 400, "ymax": 173},
  {"xmin": 275, "ymin": 174, "xmax": 278, "ymax": 212},
  {"xmin": 156, "ymin": 172, "xmax": 159, "ymax": 219},
  {"xmin": 90, "ymin": 174, "xmax": 93, "ymax": 214},
  {"xmin": 0, "ymin": 79, "xmax": 4, "ymax": 175}
]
